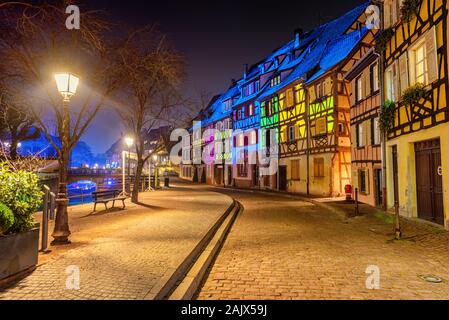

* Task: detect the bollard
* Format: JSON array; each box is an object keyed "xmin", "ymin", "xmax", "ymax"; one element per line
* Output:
[
  {"xmin": 394, "ymin": 200, "xmax": 401, "ymax": 240},
  {"xmin": 354, "ymin": 188, "xmax": 359, "ymax": 216}
]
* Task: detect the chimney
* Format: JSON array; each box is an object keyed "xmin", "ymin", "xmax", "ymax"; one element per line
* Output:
[
  {"xmin": 294, "ymin": 28, "xmax": 303, "ymax": 48},
  {"xmin": 243, "ymin": 64, "xmax": 248, "ymax": 79}
]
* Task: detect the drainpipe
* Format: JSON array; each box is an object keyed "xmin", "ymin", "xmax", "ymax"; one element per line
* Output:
[
  {"xmin": 376, "ymin": 0, "xmax": 388, "ymax": 211},
  {"xmin": 305, "ymin": 86, "xmax": 310, "ymax": 195}
]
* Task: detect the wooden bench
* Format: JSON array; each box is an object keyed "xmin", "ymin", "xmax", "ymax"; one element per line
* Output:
[{"xmin": 92, "ymin": 190, "xmax": 127, "ymax": 212}]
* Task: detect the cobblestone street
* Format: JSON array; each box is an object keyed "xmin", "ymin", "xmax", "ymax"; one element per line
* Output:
[
  {"xmin": 198, "ymin": 189, "xmax": 449, "ymax": 300},
  {"xmin": 0, "ymin": 185, "xmax": 232, "ymax": 300}
]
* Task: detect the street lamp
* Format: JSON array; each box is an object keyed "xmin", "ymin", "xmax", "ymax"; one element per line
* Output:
[
  {"xmin": 52, "ymin": 72, "xmax": 79, "ymax": 245},
  {"xmin": 124, "ymin": 137, "xmax": 134, "ymax": 194},
  {"xmin": 54, "ymin": 73, "xmax": 79, "ymax": 101}
]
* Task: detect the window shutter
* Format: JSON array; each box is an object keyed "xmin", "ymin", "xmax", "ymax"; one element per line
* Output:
[
  {"xmin": 365, "ymin": 120, "xmax": 372, "ymax": 146},
  {"xmin": 426, "ymin": 27, "xmax": 439, "ymax": 84},
  {"xmin": 324, "ymin": 77, "xmax": 332, "ymax": 96},
  {"xmin": 399, "ymin": 52, "xmax": 409, "ymax": 94},
  {"xmin": 364, "ymin": 70, "xmax": 371, "ymax": 98},
  {"xmin": 309, "ymin": 86, "xmax": 316, "ymax": 102},
  {"xmin": 365, "ymin": 169, "xmax": 370, "ymax": 194},
  {"xmin": 350, "ymin": 80, "xmax": 356, "ymax": 106},
  {"xmin": 393, "ymin": 61, "xmax": 399, "ymax": 102},
  {"xmin": 351, "ymin": 125, "xmax": 357, "ymax": 147},
  {"xmin": 286, "ymin": 89, "xmax": 294, "ymax": 107},
  {"xmin": 392, "ymin": 0, "xmax": 398, "ymax": 25},
  {"xmin": 362, "ymin": 121, "xmax": 368, "ymax": 147},
  {"xmin": 384, "ymin": 0, "xmax": 391, "ymax": 28}
]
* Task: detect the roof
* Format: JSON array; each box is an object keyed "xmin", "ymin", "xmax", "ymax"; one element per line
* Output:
[
  {"xmin": 201, "ymin": 1, "xmax": 370, "ymax": 117},
  {"xmin": 257, "ymin": 1, "xmax": 370, "ymax": 100}
]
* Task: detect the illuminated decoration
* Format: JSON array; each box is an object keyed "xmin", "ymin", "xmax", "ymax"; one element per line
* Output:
[
  {"xmin": 54, "ymin": 73, "xmax": 79, "ymax": 101},
  {"xmin": 260, "ymin": 97, "xmax": 279, "ymax": 128}
]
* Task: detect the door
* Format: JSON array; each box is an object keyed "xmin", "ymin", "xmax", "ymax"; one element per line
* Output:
[
  {"xmin": 415, "ymin": 139, "xmax": 444, "ymax": 225},
  {"xmin": 374, "ymin": 169, "xmax": 383, "ymax": 207},
  {"xmin": 279, "ymin": 166, "xmax": 287, "ymax": 191},
  {"xmin": 227, "ymin": 166, "xmax": 232, "ymax": 186}
]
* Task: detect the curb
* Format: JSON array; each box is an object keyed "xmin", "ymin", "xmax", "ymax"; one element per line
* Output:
[
  {"xmin": 167, "ymin": 202, "xmax": 241, "ymax": 300},
  {"xmin": 145, "ymin": 197, "xmax": 236, "ymax": 300}
]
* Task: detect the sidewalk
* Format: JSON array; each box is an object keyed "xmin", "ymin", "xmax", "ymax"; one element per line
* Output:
[{"xmin": 0, "ymin": 185, "xmax": 233, "ymax": 300}]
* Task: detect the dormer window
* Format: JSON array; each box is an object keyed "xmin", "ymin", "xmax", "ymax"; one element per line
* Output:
[
  {"xmin": 270, "ymin": 75, "xmax": 281, "ymax": 87},
  {"xmin": 222, "ymin": 99, "xmax": 232, "ymax": 112}
]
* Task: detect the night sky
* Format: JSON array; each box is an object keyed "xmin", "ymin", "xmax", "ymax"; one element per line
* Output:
[{"xmin": 79, "ymin": 0, "xmax": 367, "ymax": 153}]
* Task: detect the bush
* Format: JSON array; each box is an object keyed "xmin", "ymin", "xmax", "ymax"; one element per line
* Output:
[
  {"xmin": 0, "ymin": 203, "xmax": 14, "ymax": 235},
  {"xmin": 0, "ymin": 162, "xmax": 43, "ymax": 234}
]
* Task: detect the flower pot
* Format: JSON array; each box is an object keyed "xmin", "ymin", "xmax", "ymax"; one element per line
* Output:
[{"xmin": 0, "ymin": 227, "xmax": 39, "ymax": 281}]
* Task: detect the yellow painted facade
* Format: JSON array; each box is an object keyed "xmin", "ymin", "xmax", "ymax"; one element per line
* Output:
[{"xmin": 384, "ymin": 0, "xmax": 449, "ymax": 228}]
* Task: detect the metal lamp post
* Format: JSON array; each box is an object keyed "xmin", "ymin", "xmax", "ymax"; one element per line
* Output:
[{"xmin": 52, "ymin": 72, "xmax": 79, "ymax": 245}]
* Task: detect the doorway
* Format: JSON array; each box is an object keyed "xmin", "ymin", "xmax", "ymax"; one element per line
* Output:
[
  {"xmin": 374, "ymin": 169, "xmax": 383, "ymax": 207},
  {"xmin": 415, "ymin": 139, "xmax": 444, "ymax": 225},
  {"xmin": 279, "ymin": 166, "xmax": 287, "ymax": 191}
]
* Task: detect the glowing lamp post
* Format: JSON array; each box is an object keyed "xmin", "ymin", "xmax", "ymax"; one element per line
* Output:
[
  {"xmin": 51, "ymin": 73, "xmax": 79, "ymax": 245},
  {"xmin": 54, "ymin": 73, "xmax": 79, "ymax": 101}
]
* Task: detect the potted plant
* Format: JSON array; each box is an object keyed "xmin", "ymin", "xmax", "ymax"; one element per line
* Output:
[
  {"xmin": 379, "ymin": 100, "xmax": 397, "ymax": 133},
  {"xmin": 375, "ymin": 27, "xmax": 395, "ymax": 53},
  {"xmin": 401, "ymin": 83, "xmax": 427, "ymax": 107},
  {"xmin": 0, "ymin": 162, "xmax": 43, "ymax": 281},
  {"xmin": 401, "ymin": 0, "xmax": 420, "ymax": 23}
]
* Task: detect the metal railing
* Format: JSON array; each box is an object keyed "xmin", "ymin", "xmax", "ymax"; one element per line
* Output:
[{"xmin": 41, "ymin": 185, "xmax": 56, "ymax": 252}]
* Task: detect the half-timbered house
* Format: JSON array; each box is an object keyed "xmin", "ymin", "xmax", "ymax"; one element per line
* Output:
[{"xmin": 383, "ymin": 0, "xmax": 449, "ymax": 228}]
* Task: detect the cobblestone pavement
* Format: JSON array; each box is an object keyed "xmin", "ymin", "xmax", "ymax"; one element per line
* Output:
[
  {"xmin": 0, "ymin": 185, "xmax": 232, "ymax": 300},
  {"xmin": 198, "ymin": 189, "xmax": 449, "ymax": 300}
]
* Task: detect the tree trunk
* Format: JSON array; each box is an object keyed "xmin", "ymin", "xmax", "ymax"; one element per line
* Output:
[{"xmin": 132, "ymin": 158, "xmax": 144, "ymax": 203}]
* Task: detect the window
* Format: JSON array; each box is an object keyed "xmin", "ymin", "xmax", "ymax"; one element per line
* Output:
[
  {"xmin": 287, "ymin": 125, "xmax": 295, "ymax": 142},
  {"xmin": 222, "ymin": 99, "xmax": 232, "ymax": 111},
  {"xmin": 313, "ymin": 158, "xmax": 325, "ymax": 177},
  {"xmin": 291, "ymin": 160, "xmax": 300, "ymax": 180},
  {"xmin": 338, "ymin": 123, "xmax": 345, "ymax": 135},
  {"xmin": 385, "ymin": 63, "xmax": 397, "ymax": 101},
  {"xmin": 357, "ymin": 123, "xmax": 364, "ymax": 147},
  {"xmin": 317, "ymin": 83, "xmax": 322, "ymax": 98},
  {"xmin": 270, "ymin": 75, "xmax": 281, "ymax": 87},
  {"xmin": 414, "ymin": 44, "xmax": 427, "ymax": 84},
  {"xmin": 249, "ymin": 104, "xmax": 255, "ymax": 116},
  {"xmin": 286, "ymin": 89, "xmax": 294, "ymax": 107},
  {"xmin": 371, "ymin": 117, "xmax": 380, "ymax": 145},
  {"xmin": 356, "ymin": 76, "xmax": 363, "ymax": 102},
  {"xmin": 249, "ymin": 130, "xmax": 257, "ymax": 145},
  {"xmin": 371, "ymin": 63, "xmax": 379, "ymax": 93},
  {"xmin": 408, "ymin": 27, "xmax": 438, "ymax": 86},
  {"xmin": 224, "ymin": 119, "xmax": 232, "ymax": 130},
  {"xmin": 238, "ymin": 134, "xmax": 244, "ymax": 147},
  {"xmin": 237, "ymin": 109, "xmax": 243, "ymax": 120},
  {"xmin": 237, "ymin": 164, "xmax": 248, "ymax": 177},
  {"xmin": 255, "ymin": 80, "xmax": 260, "ymax": 92},
  {"xmin": 315, "ymin": 117, "xmax": 327, "ymax": 136},
  {"xmin": 359, "ymin": 169, "xmax": 368, "ymax": 194}
]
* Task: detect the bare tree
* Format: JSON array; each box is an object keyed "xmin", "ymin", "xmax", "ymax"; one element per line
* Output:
[
  {"xmin": 0, "ymin": 1, "xmax": 120, "ymax": 244},
  {"xmin": 0, "ymin": 91, "xmax": 41, "ymax": 159},
  {"xmin": 112, "ymin": 26, "xmax": 185, "ymax": 203}
]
